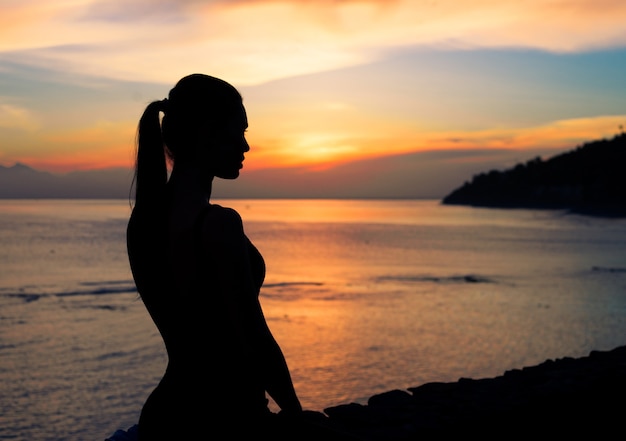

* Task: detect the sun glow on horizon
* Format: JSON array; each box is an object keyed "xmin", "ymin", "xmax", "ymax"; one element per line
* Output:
[{"xmin": 2, "ymin": 114, "xmax": 624, "ymax": 174}]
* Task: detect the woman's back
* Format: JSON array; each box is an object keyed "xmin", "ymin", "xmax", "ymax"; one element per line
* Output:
[{"xmin": 127, "ymin": 204, "xmax": 269, "ymax": 438}]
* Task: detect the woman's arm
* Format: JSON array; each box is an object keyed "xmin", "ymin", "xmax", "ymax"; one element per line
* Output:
[{"xmin": 252, "ymin": 299, "xmax": 303, "ymax": 414}]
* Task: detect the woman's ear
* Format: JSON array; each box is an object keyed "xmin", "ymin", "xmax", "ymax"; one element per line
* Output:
[{"xmin": 193, "ymin": 133, "xmax": 220, "ymax": 167}]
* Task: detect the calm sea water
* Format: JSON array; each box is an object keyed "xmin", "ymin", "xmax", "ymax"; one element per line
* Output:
[{"xmin": 1, "ymin": 199, "xmax": 625, "ymax": 441}]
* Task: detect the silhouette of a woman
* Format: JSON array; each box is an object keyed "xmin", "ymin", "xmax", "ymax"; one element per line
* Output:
[{"xmin": 127, "ymin": 74, "xmax": 305, "ymax": 439}]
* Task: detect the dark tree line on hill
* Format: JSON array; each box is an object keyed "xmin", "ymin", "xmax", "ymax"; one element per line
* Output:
[{"xmin": 442, "ymin": 132, "xmax": 626, "ymax": 217}]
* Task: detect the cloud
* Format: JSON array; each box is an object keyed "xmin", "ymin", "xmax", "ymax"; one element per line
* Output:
[
  {"xmin": 0, "ymin": 102, "xmax": 38, "ymax": 130},
  {"xmin": 1, "ymin": 0, "xmax": 625, "ymax": 85},
  {"xmin": 78, "ymin": 0, "xmax": 190, "ymax": 23}
]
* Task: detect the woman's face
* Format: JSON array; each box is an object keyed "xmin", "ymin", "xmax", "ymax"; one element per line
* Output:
[{"xmin": 206, "ymin": 102, "xmax": 249, "ymax": 180}]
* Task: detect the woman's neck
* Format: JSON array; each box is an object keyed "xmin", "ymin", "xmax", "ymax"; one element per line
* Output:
[{"xmin": 166, "ymin": 164, "xmax": 214, "ymax": 207}]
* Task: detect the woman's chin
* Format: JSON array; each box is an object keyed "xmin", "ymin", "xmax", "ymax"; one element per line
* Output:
[{"xmin": 217, "ymin": 171, "xmax": 240, "ymax": 180}]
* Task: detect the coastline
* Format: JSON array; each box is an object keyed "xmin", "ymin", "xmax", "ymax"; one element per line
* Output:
[
  {"xmin": 107, "ymin": 344, "xmax": 626, "ymax": 439},
  {"xmin": 323, "ymin": 344, "xmax": 626, "ymax": 438}
]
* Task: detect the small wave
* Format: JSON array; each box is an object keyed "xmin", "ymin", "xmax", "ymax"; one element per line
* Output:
[
  {"xmin": 263, "ymin": 282, "xmax": 324, "ymax": 288},
  {"xmin": 1, "ymin": 281, "xmax": 137, "ymax": 303},
  {"xmin": 7, "ymin": 293, "xmax": 43, "ymax": 303},
  {"xmin": 96, "ymin": 350, "xmax": 132, "ymax": 362},
  {"xmin": 56, "ymin": 285, "xmax": 137, "ymax": 297},
  {"xmin": 377, "ymin": 274, "xmax": 493, "ymax": 284},
  {"xmin": 261, "ymin": 281, "xmax": 329, "ymax": 301},
  {"xmin": 592, "ymin": 266, "xmax": 626, "ymax": 273},
  {"xmin": 80, "ymin": 280, "xmax": 134, "ymax": 286},
  {"xmin": 92, "ymin": 304, "xmax": 126, "ymax": 311}
]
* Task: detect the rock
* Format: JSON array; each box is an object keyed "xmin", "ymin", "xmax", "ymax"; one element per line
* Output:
[
  {"xmin": 323, "ymin": 345, "xmax": 626, "ymax": 439},
  {"xmin": 106, "ymin": 345, "xmax": 626, "ymax": 440}
]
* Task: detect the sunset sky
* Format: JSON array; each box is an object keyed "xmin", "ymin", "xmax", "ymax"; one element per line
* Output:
[{"xmin": 1, "ymin": 0, "xmax": 625, "ymax": 198}]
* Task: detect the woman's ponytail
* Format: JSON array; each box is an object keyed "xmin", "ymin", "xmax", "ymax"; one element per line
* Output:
[{"xmin": 132, "ymin": 99, "xmax": 169, "ymax": 208}]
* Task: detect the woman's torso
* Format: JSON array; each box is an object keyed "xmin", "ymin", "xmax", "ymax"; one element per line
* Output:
[{"xmin": 127, "ymin": 203, "xmax": 269, "ymax": 426}]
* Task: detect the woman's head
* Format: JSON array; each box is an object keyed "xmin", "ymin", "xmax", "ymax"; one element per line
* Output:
[
  {"xmin": 133, "ymin": 74, "xmax": 248, "ymax": 206},
  {"xmin": 162, "ymin": 74, "xmax": 245, "ymax": 162}
]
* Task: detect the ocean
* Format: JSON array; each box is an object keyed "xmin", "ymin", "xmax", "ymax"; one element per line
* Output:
[{"xmin": 1, "ymin": 199, "xmax": 625, "ymax": 441}]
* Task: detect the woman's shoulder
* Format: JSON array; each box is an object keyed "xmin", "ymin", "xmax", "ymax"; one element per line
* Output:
[
  {"xmin": 202, "ymin": 203, "xmax": 242, "ymax": 223},
  {"xmin": 198, "ymin": 204, "xmax": 245, "ymax": 241}
]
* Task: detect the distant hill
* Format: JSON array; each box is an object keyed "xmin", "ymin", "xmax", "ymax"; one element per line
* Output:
[
  {"xmin": 442, "ymin": 133, "xmax": 626, "ymax": 216},
  {"xmin": 0, "ymin": 149, "xmax": 526, "ymax": 200},
  {"xmin": 0, "ymin": 163, "xmax": 134, "ymax": 199}
]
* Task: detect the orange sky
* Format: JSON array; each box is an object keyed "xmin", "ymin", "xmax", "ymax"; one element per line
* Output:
[{"xmin": 1, "ymin": 0, "xmax": 625, "ymax": 196}]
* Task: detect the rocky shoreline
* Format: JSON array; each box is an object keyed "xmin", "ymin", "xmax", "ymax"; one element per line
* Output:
[
  {"xmin": 323, "ymin": 345, "xmax": 626, "ymax": 438},
  {"xmin": 106, "ymin": 345, "xmax": 626, "ymax": 440}
]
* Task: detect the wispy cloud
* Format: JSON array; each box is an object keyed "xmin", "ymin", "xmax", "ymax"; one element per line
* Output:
[
  {"xmin": 1, "ymin": 0, "xmax": 625, "ymax": 85},
  {"xmin": 78, "ymin": 0, "xmax": 191, "ymax": 23},
  {"xmin": 0, "ymin": 102, "xmax": 39, "ymax": 130}
]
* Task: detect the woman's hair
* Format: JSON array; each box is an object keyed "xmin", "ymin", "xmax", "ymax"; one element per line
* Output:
[{"xmin": 131, "ymin": 74, "xmax": 242, "ymax": 207}]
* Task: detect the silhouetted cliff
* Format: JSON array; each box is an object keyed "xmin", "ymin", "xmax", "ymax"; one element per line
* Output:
[{"xmin": 442, "ymin": 133, "xmax": 626, "ymax": 216}]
